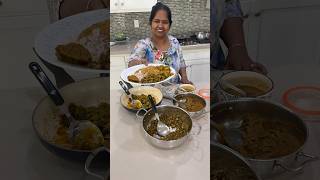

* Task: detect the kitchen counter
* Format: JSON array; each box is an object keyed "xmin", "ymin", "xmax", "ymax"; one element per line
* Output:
[
  {"xmin": 212, "ymin": 63, "xmax": 320, "ymax": 180},
  {"xmin": 110, "ymin": 41, "xmax": 210, "ymax": 55},
  {"xmin": 110, "ymin": 70, "xmax": 210, "ymax": 180}
]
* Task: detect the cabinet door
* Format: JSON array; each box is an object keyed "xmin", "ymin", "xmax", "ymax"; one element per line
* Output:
[
  {"xmin": 246, "ymin": 0, "xmax": 320, "ymax": 68},
  {"xmin": 0, "ymin": 0, "xmax": 48, "ymax": 16},
  {"xmin": 111, "ymin": 0, "xmax": 156, "ymax": 13},
  {"xmin": 0, "ymin": 15, "xmax": 51, "ymax": 90}
]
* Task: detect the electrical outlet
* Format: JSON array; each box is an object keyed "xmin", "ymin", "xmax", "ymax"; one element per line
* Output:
[{"xmin": 134, "ymin": 20, "xmax": 139, "ymax": 28}]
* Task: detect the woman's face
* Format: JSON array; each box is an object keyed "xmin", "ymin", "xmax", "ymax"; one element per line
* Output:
[{"xmin": 151, "ymin": 9, "xmax": 170, "ymax": 38}]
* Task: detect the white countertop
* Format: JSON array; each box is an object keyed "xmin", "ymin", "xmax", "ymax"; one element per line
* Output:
[{"xmin": 110, "ymin": 71, "xmax": 210, "ymax": 180}]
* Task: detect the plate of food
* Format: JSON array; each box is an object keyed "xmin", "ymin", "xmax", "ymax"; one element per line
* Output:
[
  {"xmin": 34, "ymin": 9, "xmax": 109, "ymax": 73},
  {"xmin": 120, "ymin": 86, "xmax": 163, "ymax": 112},
  {"xmin": 120, "ymin": 64, "xmax": 176, "ymax": 86}
]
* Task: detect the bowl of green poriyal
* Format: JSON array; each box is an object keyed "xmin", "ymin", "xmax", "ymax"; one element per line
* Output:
[{"xmin": 136, "ymin": 105, "xmax": 192, "ymax": 149}]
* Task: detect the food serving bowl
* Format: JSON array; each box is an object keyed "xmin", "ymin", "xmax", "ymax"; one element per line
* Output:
[
  {"xmin": 211, "ymin": 98, "xmax": 318, "ymax": 178},
  {"xmin": 120, "ymin": 86, "xmax": 163, "ymax": 112},
  {"xmin": 173, "ymin": 93, "xmax": 208, "ymax": 118},
  {"xmin": 211, "ymin": 142, "xmax": 261, "ymax": 180},
  {"xmin": 217, "ymin": 71, "xmax": 273, "ymax": 101},
  {"xmin": 136, "ymin": 105, "xmax": 193, "ymax": 149}
]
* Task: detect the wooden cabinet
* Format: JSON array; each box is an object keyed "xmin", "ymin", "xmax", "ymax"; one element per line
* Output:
[{"xmin": 111, "ymin": 0, "xmax": 157, "ymax": 13}]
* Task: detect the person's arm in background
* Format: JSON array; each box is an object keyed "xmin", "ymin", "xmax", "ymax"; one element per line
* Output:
[
  {"xmin": 177, "ymin": 45, "xmax": 192, "ymax": 84},
  {"xmin": 220, "ymin": 0, "xmax": 267, "ymax": 74}
]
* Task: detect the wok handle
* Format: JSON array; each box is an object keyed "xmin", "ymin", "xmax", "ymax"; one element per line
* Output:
[
  {"xmin": 29, "ymin": 62, "xmax": 64, "ymax": 106},
  {"xmin": 275, "ymin": 152, "xmax": 319, "ymax": 172},
  {"xmin": 136, "ymin": 109, "xmax": 147, "ymax": 121},
  {"xmin": 85, "ymin": 147, "xmax": 109, "ymax": 180},
  {"xmin": 119, "ymin": 81, "xmax": 130, "ymax": 96}
]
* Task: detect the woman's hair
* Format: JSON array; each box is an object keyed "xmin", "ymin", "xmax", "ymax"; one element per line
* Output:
[{"xmin": 149, "ymin": 2, "xmax": 172, "ymax": 27}]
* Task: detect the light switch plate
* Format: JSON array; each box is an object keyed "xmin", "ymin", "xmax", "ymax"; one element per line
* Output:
[{"xmin": 134, "ymin": 20, "xmax": 139, "ymax": 28}]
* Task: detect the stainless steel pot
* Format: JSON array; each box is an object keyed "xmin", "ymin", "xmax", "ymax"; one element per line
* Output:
[
  {"xmin": 196, "ymin": 32, "xmax": 205, "ymax": 40},
  {"xmin": 173, "ymin": 93, "xmax": 208, "ymax": 119},
  {"xmin": 212, "ymin": 142, "xmax": 261, "ymax": 180},
  {"xmin": 211, "ymin": 98, "xmax": 318, "ymax": 178},
  {"xmin": 136, "ymin": 105, "xmax": 193, "ymax": 149}
]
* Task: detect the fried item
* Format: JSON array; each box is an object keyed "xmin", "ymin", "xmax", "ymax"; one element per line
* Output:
[
  {"xmin": 54, "ymin": 102, "xmax": 110, "ymax": 150},
  {"xmin": 55, "ymin": 20, "xmax": 110, "ymax": 70},
  {"xmin": 55, "ymin": 42, "xmax": 92, "ymax": 65},
  {"xmin": 128, "ymin": 75, "xmax": 140, "ymax": 82}
]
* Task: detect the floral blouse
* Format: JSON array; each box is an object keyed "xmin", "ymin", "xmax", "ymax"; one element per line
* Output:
[
  {"xmin": 211, "ymin": 0, "xmax": 243, "ymax": 69},
  {"xmin": 127, "ymin": 35, "xmax": 186, "ymax": 82}
]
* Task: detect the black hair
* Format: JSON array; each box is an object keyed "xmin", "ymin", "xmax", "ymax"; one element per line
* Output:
[{"xmin": 149, "ymin": 2, "xmax": 172, "ymax": 27}]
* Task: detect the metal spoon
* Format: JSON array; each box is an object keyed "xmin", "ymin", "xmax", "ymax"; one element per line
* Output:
[
  {"xmin": 211, "ymin": 121, "xmax": 243, "ymax": 148},
  {"xmin": 220, "ymin": 80, "xmax": 247, "ymax": 97},
  {"xmin": 29, "ymin": 62, "xmax": 104, "ymax": 148},
  {"xmin": 119, "ymin": 81, "xmax": 142, "ymax": 109},
  {"xmin": 148, "ymin": 95, "xmax": 171, "ymax": 137}
]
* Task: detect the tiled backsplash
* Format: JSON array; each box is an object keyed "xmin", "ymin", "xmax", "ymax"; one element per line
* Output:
[{"xmin": 110, "ymin": 0, "xmax": 210, "ymax": 41}]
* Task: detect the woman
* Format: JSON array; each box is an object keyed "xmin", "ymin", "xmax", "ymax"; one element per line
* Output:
[
  {"xmin": 127, "ymin": 2, "xmax": 192, "ymax": 84},
  {"xmin": 211, "ymin": 0, "xmax": 267, "ymax": 74}
]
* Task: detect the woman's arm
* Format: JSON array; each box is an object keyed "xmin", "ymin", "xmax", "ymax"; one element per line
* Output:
[
  {"xmin": 127, "ymin": 40, "xmax": 149, "ymax": 67},
  {"xmin": 220, "ymin": 0, "xmax": 267, "ymax": 74}
]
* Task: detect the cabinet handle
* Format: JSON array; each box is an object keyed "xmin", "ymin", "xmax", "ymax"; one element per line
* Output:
[
  {"xmin": 243, "ymin": 13, "xmax": 249, "ymax": 19},
  {"xmin": 254, "ymin": 12, "xmax": 262, "ymax": 17}
]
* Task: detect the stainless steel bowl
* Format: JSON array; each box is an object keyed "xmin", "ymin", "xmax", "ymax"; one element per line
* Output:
[
  {"xmin": 211, "ymin": 142, "xmax": 261, "ymax": 180},
  {"xmin": 217, "ymin": 71, "xmax": 274, "ymax": 101},
  {"xmin": 137, "ymin": 105, "xmax": 192, "ymax": 149},
  {"xmin": 211, "ymin": 98, "xmax": 318, "ymax": 178},
  {"xmin": 173, "ymin": 93, "xmax": 207, "ymax": 118}
]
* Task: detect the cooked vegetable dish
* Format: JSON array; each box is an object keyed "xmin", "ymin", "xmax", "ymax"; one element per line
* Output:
[
  {"xmin": 145, "ymin": 112, "xmax": 190, "ymax": 141},
  {"xmin": 176, "ymin": 95, "xmax": 205, "ymax": 112},
  {"xmin": 128, "ymin": 65, "xmax": 172, "ymax": 83},
  {"xmin": 129, "ymin": 94, "xmax": 156, "ymax": 109},
  {"xmin": 54, "ymin": 102, "xmax": 110, "ymax": 150}
]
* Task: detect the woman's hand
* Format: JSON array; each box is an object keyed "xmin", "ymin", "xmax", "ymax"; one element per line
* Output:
[
  {"xmin": 224, "ymin": 46, "xmax": 268, "ymax": 75},
  {"xmin": 180, "ymin": 78, "xmax": 193, "ymax": 85},
  {"xmin": 128, "ymin": 59, "xmax": 147, "ymax": 67}
]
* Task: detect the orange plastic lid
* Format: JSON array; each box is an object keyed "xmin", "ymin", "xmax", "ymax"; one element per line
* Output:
[
  {"xmin": 282, "ymin": 86, "xmax": 320, "ymax": 116},
  {"xmin": 198, "ymin": 88, "xmax": 210, "ymax": 99}
]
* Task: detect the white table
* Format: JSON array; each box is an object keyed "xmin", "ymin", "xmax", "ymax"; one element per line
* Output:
[
  {"xmin": 0, "ymin": 87, "xmax": 103, "ymax": 180},
  {"xmin": 110, "ymin": 74, "xmax": 210, "ymax": 180}
]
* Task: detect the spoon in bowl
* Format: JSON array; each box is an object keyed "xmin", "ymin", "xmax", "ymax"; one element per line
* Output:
[
  {"xmin": 119, "ymin": 81, "xmax": 142, "ymax": 109},
  {"xmin": 148, "ymin": 95, "xmax": 171, "ymax": 137},
  {"xmin": 211, "ymin": 121, "xmax": 243, "ymax": 148},
  {"xmin": 29, "ymin": 62, "xmax": 104, "ymax": 148},
  {"xmin": 220, "ymin": 80, "xmax": 247, "ymax": 97}
]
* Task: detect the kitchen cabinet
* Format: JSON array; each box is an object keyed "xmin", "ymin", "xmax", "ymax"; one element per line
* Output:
[
  {"xmin": 240, "ymin": 0, "xmax": 320, "ymax": 69},
  {"xmin": 111, "ymin": 0, "xmax": 157, "ymax": 13}
]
